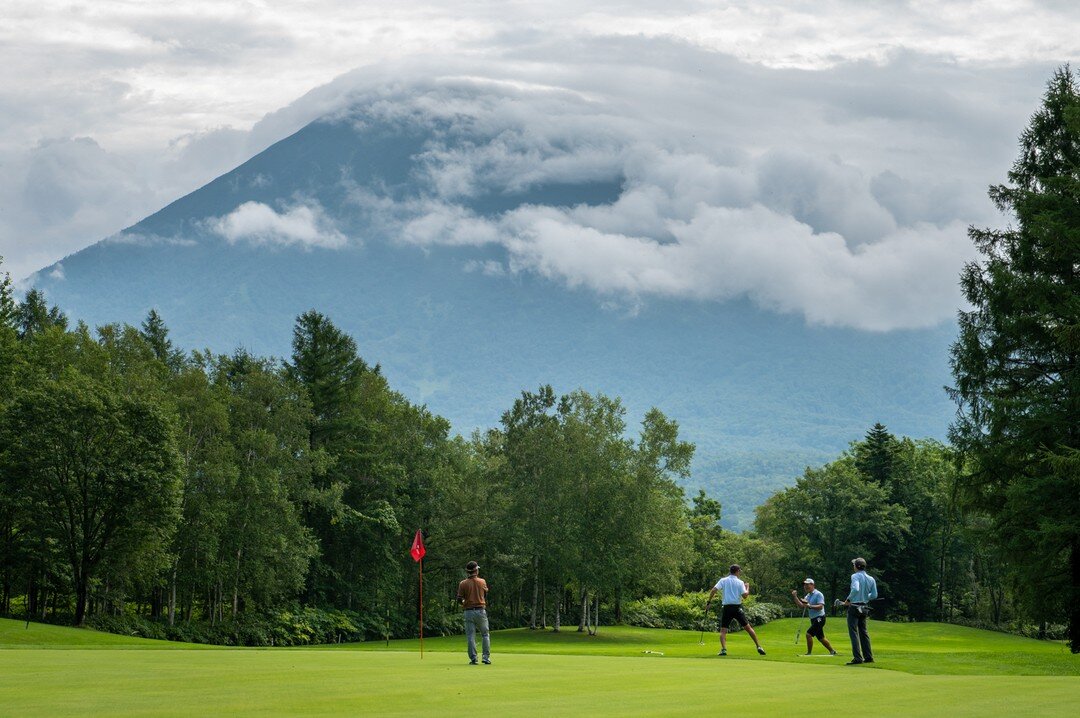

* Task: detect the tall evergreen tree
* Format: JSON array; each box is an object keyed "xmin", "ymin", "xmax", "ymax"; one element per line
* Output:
[
  {"xmin": 140, "ymin": 309, "xmax": 185, "ymax": 372},
  {"xmin": 949, "ymin": 66, "xmax": 1080, "ymax": 652},
  {"xmin": 285, "ymin": 311, "xmax": 406, "ymax": 609},
  {"xmin": 286, "ymin": 310, "xmax": 368, "ymax": 450},
  {"xmin": 0, "ymin": 256, "xmax": 16, "ymax": 331},
  {"xmin": 14, "ymin": 288, "xmax": 67, "ymax": 338},
  {"xmin": 855, "ymin": 423, "xmax": 898, "ymax": 487}
]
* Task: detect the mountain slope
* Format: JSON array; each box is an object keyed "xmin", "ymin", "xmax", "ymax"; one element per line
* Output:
[{"xmin": 32, "ymin": 108, "xmax": 958, "ymax": 529}]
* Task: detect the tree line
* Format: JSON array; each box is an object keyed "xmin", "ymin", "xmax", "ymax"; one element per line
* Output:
[{"xmin": 0, "ymin": 283, "xmax": 1067, "ymax": 645}]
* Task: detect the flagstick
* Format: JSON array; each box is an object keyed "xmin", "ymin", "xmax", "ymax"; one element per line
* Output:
[{"xmin": 419, "ymin": 557, "xmax": 424, "ymax": 659}]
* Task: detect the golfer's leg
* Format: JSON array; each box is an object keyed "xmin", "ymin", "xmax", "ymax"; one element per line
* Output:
[
  {"xmin": 719, "ymin": 627, "xmax": 728, "ymax": 650},
  {"xmin": 846, "ymin": 608, "xmax": 862, "ymax": 661},
  {"xmin": 820, "ymin": 635, "xmax": 834, "ymax": 652},
  {"xmin": 479, "ymin": 611, "xmax": 490, "ymax": 661},
  {"xmin": 806, "ymin": 633, "xmax": 813, "ymax": 653},
  {"xmin": 858, "ymin": 615, "xmax": 872, "ymax": 661},
  {"xmin": 465, "ymin": 612, "xmax": 477, "ymax": 662},
  {"xmin": 744, "ymin": 623, "xmax": 761, "ymax": 647}
]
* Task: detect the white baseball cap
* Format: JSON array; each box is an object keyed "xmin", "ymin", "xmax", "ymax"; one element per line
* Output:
[{"xmin": 803, "ymin": 578, "xmax": 815, "ymax": 584}]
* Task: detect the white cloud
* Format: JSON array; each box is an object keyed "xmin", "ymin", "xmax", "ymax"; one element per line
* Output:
[
  {"xmin": 400, "ymin": 201, "xmax": 502, "ymax": 247},
  {"xmin": 463, "ymin": 259, "xmax": 506, "ymax": 277},
  {"xmin": 389, "ymin": 194, "xmax": 974, "ymax": 331},
  {"xmin": 102, "ymin": 232, "xmax": 197, "ymax": 247},
  {"xmin": 210, "ymin": 201, "xmax": 347, "ymax": 249}
]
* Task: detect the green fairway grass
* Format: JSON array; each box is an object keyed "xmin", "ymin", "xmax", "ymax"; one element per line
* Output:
[
  {"xmin": 0, "ymin": 618, "xmax": 215, "ymax": 650},
  {"xmin": 2, "ymin": 618, "xmax": 1076, "ymax": 716},
  {"xmin": 342, "ymin": 619, "xmax": 1079, "ymax": 676}
]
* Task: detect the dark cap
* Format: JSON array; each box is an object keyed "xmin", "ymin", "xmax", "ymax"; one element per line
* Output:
[{"xmin": 466, "ymin": 561, "xmax": 479, "ymax": 574}]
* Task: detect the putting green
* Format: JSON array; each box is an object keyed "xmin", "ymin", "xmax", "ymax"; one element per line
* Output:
[{"xmin": 1, "ymin": 618, "xmax": 1076, "ymax": 716}]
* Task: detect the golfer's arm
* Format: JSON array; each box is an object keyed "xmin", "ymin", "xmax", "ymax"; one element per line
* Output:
[
  {"xmin": 808, "ymin": 602, "xmax": 824, "ymax": 610},
  {"xmin": 707, "ymin": 588, "xmax": 717, "ymax": 603}
]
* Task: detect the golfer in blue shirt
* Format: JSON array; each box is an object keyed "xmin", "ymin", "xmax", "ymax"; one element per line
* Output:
[
  {"xmin": 842, "ymin": 557, "xmax": 878, "ymax": 665},
  {"xmin": 790, "ymin": 578, "xmax": 837, "ymax": 656}
]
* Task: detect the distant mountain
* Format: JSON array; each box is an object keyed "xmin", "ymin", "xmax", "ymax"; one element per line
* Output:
[{"xmin": 32, "ymin": 97, "xmax": 958, "ymax": 529}]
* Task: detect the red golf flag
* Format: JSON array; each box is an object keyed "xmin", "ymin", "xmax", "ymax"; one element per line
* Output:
[{"xmin": 410, "ymin": 529, "xmax": 426, "ymax": 562}]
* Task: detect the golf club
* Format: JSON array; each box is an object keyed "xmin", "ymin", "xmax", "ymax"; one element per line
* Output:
[{"xmin": 794, "ymin": 605, "xmax": 807, "ymax": 644}]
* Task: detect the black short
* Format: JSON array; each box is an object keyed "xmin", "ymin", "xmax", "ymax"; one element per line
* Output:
[
  {"xmin": 807, "ymin": 615, "xmax": 826, "ymax": 639},
  {"xmin": 719, "ymin": 604, "xmax": 749, "ymax": 628}
]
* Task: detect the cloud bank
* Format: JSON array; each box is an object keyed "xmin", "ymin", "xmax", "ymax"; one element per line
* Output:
[{"xmin": 261, "ymin": 73, "xmax": 980, "ymax": 330}]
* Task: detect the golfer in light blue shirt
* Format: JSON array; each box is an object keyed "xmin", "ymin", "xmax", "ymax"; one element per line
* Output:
[
  {"xmin": 790, "ymin": 578, "xmax": 837, "ymax": 656},
  {"xmin": 842, "ymin": 557, "xmax": 878, "ymax": 664}
]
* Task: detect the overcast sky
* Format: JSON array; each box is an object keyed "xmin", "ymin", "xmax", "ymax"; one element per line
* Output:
[{"xmin": 2, "ymin": 1, "xmax": 1078, "ymax": 328}]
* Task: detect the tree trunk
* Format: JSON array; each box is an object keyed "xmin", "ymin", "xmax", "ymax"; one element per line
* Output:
[
  {"xmin": 529, "ymin": 556, "xmax": 539, "ymax": 629},
  {"xmin": 591, "ymin": 594, "xmax": 599, "ymax": 636},
  {"xmin": 540, "ymin": 583, "xmax": 547, "ymax": 629},
  {"xmin": 1071, "ymin": 537, "xmax": 1080, "ymax": 653},
  {"xmin": 168, "ymin": 567, "xmax": 177, "ymax": 627},
  {"xmin": 578, "ymin": 588, "xmax": 588, "ymax": 632},
  {"xmin": 614, "ymin": 586, "xmax": 622, "ymax": 624},
  {"xmin": 27, "ymin": 573, "xmax": 38, "ymax": 618},
  {"xmin": 233, "ymin": 548, "xmax": 242, "ymax": 619},
  {"xmin": 937, "ymin": 483, "xmax": 958, "ymax": 621},
  {"xmin": 74, "ymin": 571, "xmax": 88, "ymax": 627},
  {"xmin": 553, "ymin": 591, "xmax": 561, "ymax": 632},
  {"xmin": 1, "ymin": 564, "xmax": 10, "ymax": 615},
  {"xmin": 40, "ymin": 566, "xmax": 50, "ymax": 619}
]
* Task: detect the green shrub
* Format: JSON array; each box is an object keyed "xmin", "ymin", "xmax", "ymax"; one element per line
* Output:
[
  {"xmin": 621, "ymin": 592, "xmax": 783, "ymax": 631},
  {"xmin": 86, "ymin": 607, "xmax": 380, "ymax": 647}
]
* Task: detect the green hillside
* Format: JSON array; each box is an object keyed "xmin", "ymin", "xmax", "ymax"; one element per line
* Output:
[{"xmin": 2, "ymin": 618, "xmax": 1075, "ymax": 716}]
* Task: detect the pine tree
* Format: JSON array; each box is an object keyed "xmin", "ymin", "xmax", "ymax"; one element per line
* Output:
[
  {"xmin": 0, "ymin": 256, "xmax": 16, "ymax": 331},
  {"xmin": 855, "ymin": 422, "xmax": 898, "ymax": 487},
  {"xmin": 286, "ymin": 310, "xmax": 368, "ymax": 449},
  {"xmin": 15, "ymin": 288, "xmax": 67, "ymax": 338},
  {"xmin": 140, "ymin": 309, "xmax": 184, "ymax": 372},
  {"xmin": 949, "ymin": 66, "xmax": 1080, "ymax": 652}
]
